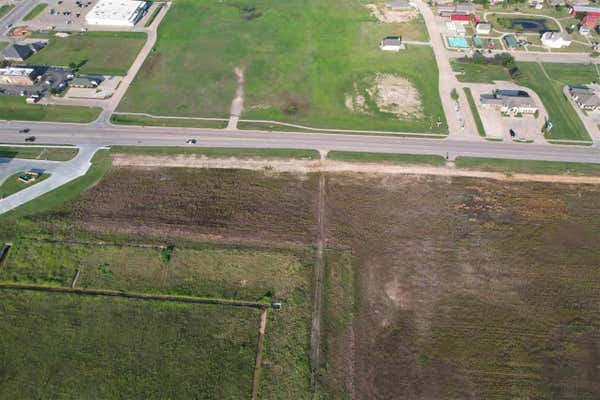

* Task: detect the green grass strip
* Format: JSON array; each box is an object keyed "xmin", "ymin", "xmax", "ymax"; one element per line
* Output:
[
  {"xmin": 110, "ymin": 146, "xmax": 320, "ymax": 159},
  {"xmin": 23, "ymin": 3, "xmax": 47, "ymax": 21},
  {"xmin": 0, "ymin": 4, "xmax": 15, "ymax": 19},
  {"xmin": 327, "ymin": 151, "xmax": 446, "ymax": 165},
  {"xmin": 0, "ymin": 147, "xmax": 78, "ymax": 161},
  {"xmin": 111, "ymin": 114, "xmax": 227, "ymax": 129},
  {"xmin": 0, "ymin": 96, "xmax": 101, "ymax": 123},
  {"xmin": 144, "ymin": 5, "xmax": 162, "ymax": 27},
  {"xmin": 455, "ymin": 156, "xmax": 600, "ymax": 176},
  {"xmin": 463, "ymin": 88, "xmax": 486, "ymax": 137}
]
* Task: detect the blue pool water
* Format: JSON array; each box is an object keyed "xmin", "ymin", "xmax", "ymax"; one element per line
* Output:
[{"xmin": 448, "ymin": 36, "xmax": 469, "ymax": 48}]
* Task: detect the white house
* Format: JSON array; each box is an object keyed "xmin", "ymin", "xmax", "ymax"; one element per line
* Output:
[
  {"xmin": 541, "ymin": 32, "xmax": 572, "ymax": 48},
  {"xmin": 379, "ymin": 36, "xmax": 405, "ymax": 51},
  {"xmin": 85, "ymin": 0, "xmax": 148, "ymax": 27},
  {"xmin": 476, "ymin": 23, "xmax": 491, "ymax": 35}
]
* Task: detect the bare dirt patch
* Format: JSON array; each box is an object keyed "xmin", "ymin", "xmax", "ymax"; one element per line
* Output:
[
  {"xmin": 346, "ymin": 74, "xmax": 423, "ymax": 119},
  {"xmin": 366, "ymin": 3, "xmax": 419, "ymax": 23},
  {"xmin": 323, "ymin": 173, "xmax": 600, "ymax": 399}
]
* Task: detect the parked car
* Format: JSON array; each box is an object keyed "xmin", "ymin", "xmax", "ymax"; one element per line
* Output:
[
  {"xmin": 25, "ymin": 136, "xmax": 36, "ymax": 142},
  {"xmin": 186, "ymin": 138, "xmax": 197, "ymax": 144},
  {"xmin": 19, "ymin": 128, "xmax": 30, "ymax": 134}
]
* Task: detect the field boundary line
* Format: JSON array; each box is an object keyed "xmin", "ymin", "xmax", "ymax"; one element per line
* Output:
[
  {"xmin": 310, "ymin": 174, "xmax": 326, "ymax": 397},
  {"xmin": 0, "ymin": 283, "xmax": 269, "ymax": 309},
  {"xmin": 111, "ymin": 112, "xmax": 448, "ymax": 137},
  {"xmin": 25, "ymin": 237, "xmax": 168, "ymax": 250},
  {"xmin": 251, "ymin": 308, "xmax": 268, "ymax": 400}
]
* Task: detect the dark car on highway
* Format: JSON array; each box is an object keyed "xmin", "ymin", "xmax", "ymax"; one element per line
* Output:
[
  {"xmin": 24, "ymin": 136, "xmax": 36, "ymax": 142},
  {"xmin": 19, "ymin": 128, "xmax": 30, "ymax": 134}
]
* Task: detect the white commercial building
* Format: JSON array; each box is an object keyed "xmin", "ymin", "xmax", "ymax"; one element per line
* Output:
[{"xmin": 85, "ymin": 0, "xmax": 148, "ymax": 27}]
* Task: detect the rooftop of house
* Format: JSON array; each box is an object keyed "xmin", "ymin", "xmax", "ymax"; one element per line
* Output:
[
  {"xmin": 381, "ymin": 36, "xmax": 403, "ymax": 46},
  {"xmin": 0, "ymin": 67, "xmax": 35, "ymax": 77}
]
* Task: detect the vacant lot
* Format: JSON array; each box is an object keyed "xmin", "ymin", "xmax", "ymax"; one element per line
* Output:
[
  {"xmin": 71, "ymin": 167, "xmax": 319, "ymax": 247},
  {"xmin": 0, "ymin": 160, "xmax": 317, "ymax": 399},
  {"xmin": 0, "ymin": 289, "xmax": 259, "ymax": 399},
  {"xmin": 119, "ymin": 0, "xmax": 446, "ymax": 133},
  {"xmin": 27, "ymin": 32, "xmax": 146, "ymax": 76},
  {"xmin": 324, "ymin": 173, "xmax": 600, "ymax": 399}
]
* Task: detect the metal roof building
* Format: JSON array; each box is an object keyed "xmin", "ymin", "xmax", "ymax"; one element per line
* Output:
[{"xmin": 85, "ymin": 0, "xmax": 148, "ymax": 27}]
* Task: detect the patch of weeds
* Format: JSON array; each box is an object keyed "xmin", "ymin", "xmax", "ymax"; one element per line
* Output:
[
  {"xmin": 98, "ymin": 263, "xmax": 112, "ymax": 277},
  {"xmin": 160, "ymin": 245, "xmax": 174, "ymax": 265}
]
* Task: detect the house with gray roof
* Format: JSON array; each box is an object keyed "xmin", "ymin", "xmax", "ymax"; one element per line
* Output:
[
  {"xmin": 570, "ymin": 86, "xmax": 600, "ymax": 110},
  {"xmin": 0, "ymin": 42, "xmax": 46, "ymax": 62},
  {"xmin": 379, "ymin": 36, "xmax": 405, "ymax": 51},
  {"xmin": 386, "ymin": 0, "xmax": 414, "ymax": 10}
]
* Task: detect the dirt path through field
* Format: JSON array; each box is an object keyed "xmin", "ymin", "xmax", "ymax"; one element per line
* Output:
[
  {"xmin": 310, "ymin": 174, "xmax": 326, "ymax": 396},
  {"xmin": 251, "ymin": 309, "xmax": 268, "ymax": 400},
  {"xmin": 227, "ymin": 67, "xmax": 245, "ymax": 130},
  {"xmin": 112, "ymin": 154, "xmax": 600, "ymax": 184}
]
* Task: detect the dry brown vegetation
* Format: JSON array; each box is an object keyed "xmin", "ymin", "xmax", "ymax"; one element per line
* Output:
[
  {"xmin": 71, "ymin": 167, "xmax": 319, "ymax": 248},
  {"xmin": 323, "ymin": 173, "xmax": 600, "ymax": 399}
]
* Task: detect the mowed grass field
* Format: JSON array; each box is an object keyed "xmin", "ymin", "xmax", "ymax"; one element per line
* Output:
[
  {"xmin": 119, "ymin": 0, "xmax": 446, "ymax": 133},
  {"xmin": 0, "ymin": 289, "xmax": 259, "ymax": 399},
  {"xmin": 27, "ymin": 32, "xmax": 146, "ymax": 76},
  {"xmin": 323, "ymin": 174, "xmax": 600, "ymax": 399}
]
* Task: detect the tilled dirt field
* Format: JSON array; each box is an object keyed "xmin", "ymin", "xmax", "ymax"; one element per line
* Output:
[
  {"xmin": 71, "ymin": 167, "xmax": 319, "ymax": 248},
  {"xmin": 324, "ymin": 173, "xmax": 600, "ymax": 399}
]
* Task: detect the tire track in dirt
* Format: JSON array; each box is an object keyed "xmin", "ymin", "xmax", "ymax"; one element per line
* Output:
[
  {"xmin": 251, "ymin": 309, "xmax": 268, "ymax": 400},
  {"xmin": 310, "ymin": 173, "xmax": 326, "ymax": 396}
]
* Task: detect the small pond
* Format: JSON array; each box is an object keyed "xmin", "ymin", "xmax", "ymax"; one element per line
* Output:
[{"xmin": 509, "ymin": 18, "xmax": 548, "ymax": 32}]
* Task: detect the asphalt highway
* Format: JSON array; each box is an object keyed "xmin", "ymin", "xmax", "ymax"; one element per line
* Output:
[{"xmin": 0, "ymin": 120, "xmax": 599, "ymax": 164}]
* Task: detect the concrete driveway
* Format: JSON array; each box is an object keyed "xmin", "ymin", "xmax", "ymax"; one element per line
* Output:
[{"xmin": 0, "ymin": 145, "xmax": 100, "ymax": 214}]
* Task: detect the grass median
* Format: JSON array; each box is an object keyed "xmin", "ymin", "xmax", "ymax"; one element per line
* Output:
[
  {"xmin": 463, "ymin": 88, "xmax": 486, "ymax": 137},
  {"xmin": 111, "ymin": 114, "xmax": 227, "ymax": 129},
  {"xmin": 22, "ymin": 3, "xmax": 47, "ymax": 21},
  {"xmin": 455, "ymin": 156, "xmax": 600, "ymax": 176},
  {"xmin": 327, "ymin": 151, "xmax": 446, "ymax": 165},
  {"xmin": 0, "ymin": 146, "xmax": 78, "ymax": 161}
]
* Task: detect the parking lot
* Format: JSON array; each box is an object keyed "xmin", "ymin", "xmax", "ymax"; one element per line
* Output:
[
  {"xmin": 23, "ymin": 0, "xmax": 97, "ymax": 31},
  {"xmin": 0, "ymin": 66, "xmax": 72, "ymax": 97}
]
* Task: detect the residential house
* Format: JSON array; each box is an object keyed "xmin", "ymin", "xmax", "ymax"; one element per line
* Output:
[
  {"xmin": 385, "ymin": 0, "xmax": 414, "ymax": 10},
  {"xmin": 541, "ymin": 31, "xmax": 572, "ymax": 48},
  {"xmin": 70, "ymin": 75, "xmax": 104, "ymax": 88},
  {"xmin": 0, "ymin": 42, "xmax": 45, "ymax": 62},
  {"xmin": 476, "ymin": 23, "xmax": 492, "ymax": 35},
  {"xmin": 570, "ymin": 86, "xmax": 600, "ymax": 110},
  {"xmin": 438, "ymin": 3, "xmax": 476, "ymax": 17},
  {"xmin": 379, "ymin": 36, "xmax": 405, "ymax": 51},
  {"xmin": 480, "ymin": 89, "xmax": 538, "ymax": 115}
]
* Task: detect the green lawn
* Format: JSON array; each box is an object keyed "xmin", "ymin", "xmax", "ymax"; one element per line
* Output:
[
  {"xmin": 0, "ymin": 289, "xmax": 259, "ymax": 399},
  {"xmin": 0, "ymin": 173, "xmax": 49, "ymax": 199},
  {"xmin": 111, "ymin": 113, "xmax": 227, "ymax": 129},
  {"xmin": 455, "ymin": 156, "xmax": 600, "ymax": 176},
  {"xmin": 22, "ymin": 3, "xmax": 47, "ymax": 21},
  {"xmin": 486, "ymin": 13, "xmax": 560, "ymax": 32},
  {"xmin": 0, "ymin": 4, "xmax": 15, "ymax": 19},
  {"xmin": 110, "ymin": 146, "xmax": 320, "ymax": 159},
  {"xmin": 327, "ymin": 151, "xmax": 446, "ymax": 165},
  {"xmin": 0, "ymin": 96, "xmax": 101, "ymax": 123},
  {"xmin": 27, "ymin": 32, "xmax": 146, "ymax": 76},
  {"xmin": 451, "ymin": 61, "xmax": 511, "ymax": 83},
  {"xmin": 119, "ymin": 0, "xmax": 447, "ymax": 133},
  {"xmin": 0, "ymin": 146, "xmax": 78, "ymax": 161},
  {"xmin": 516, "ymin": 62, "xmax": 595, "ymax": 141},
  {"xmin": 463, "ymin": 88, "xmax": 486, "ymax": 137}
]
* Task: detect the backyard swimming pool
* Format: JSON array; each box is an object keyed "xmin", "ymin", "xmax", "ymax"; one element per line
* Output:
[{"xmin": 448, "ymin": 36, "xmax": 469, "ymax": 48}]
